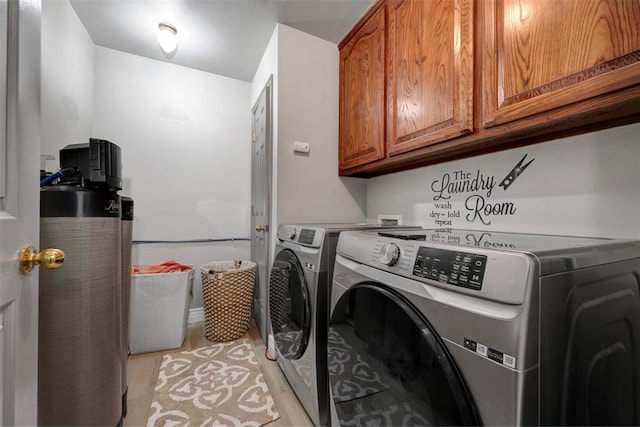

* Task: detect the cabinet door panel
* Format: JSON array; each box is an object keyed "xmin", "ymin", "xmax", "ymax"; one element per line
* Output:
[
  {"xmin": 387, "ymin": 0, "xmax": 474, "ymax": 156},
  {"xmin": 339, "ymin": 5, "xmax": 386, "ymax": 170},
  {"xmin": 484, "ymin": 0, "xmax": 640, "ymax": 127}
]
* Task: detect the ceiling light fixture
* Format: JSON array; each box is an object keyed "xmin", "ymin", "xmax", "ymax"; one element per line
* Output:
[{"xmin": 157, "ymin": 22, "xmax": 178, "ymax": 54}]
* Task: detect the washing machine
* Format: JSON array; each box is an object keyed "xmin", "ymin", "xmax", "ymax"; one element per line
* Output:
[
  {"xmin": 328, "ymin": 228, "xmax": 640, "ymax": 426},
  {"xmin": 268, "ymin": 223, "xmax": 421, "ymax": 426}
]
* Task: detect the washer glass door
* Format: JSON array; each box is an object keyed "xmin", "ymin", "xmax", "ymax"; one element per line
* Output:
[
  {"xmin": 328, "ymin": 283, "xmax": 479, "ymax": 426},
  {"xmin": 269, "ymin": 249, "xmax": 310, "ymax": 360}
]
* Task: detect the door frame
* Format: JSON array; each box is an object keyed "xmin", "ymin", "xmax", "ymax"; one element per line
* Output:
[{"xmin": 0, "ymin": 0, "xmax": 41, "ymax": 424}]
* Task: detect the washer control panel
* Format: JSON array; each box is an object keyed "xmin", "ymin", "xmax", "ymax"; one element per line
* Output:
[
  {"xmin": 337, "ymin": 230, "xmax": 535, "ymax": 304},
  {"xmin": 413, "ymin": 247, "xmax": 487, "ymax": 290},
  {"xmin": 277, "ymin": 224, "xmax": 325, "ymax": 248},
  {"xmin": 298, "ymin": 228, "xmax": 316, "ymax": 245}
]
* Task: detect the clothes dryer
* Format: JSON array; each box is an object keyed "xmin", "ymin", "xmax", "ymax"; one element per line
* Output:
[
  {"xmin": 269, "ymin": 223, "xmax": 420, "ymax": 426},
  {"xmin": 328, "ymin": 228, "xmax": 640, "ymax": 426}
]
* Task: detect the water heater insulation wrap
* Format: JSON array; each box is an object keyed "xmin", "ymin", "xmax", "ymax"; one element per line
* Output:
[{"xmin": 39, "ymin": 187, "xmax": 122, "ymax": 426}]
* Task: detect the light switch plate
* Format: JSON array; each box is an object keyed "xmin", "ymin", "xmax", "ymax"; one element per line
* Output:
[{"xmin": 293, "ymin": 140, "xmax": 310, "ymax": 153}]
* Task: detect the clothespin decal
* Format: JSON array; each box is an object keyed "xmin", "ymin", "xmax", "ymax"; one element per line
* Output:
[{"xmin": 499, "ymin": 154, "xmax": 534, "ymax": 191}]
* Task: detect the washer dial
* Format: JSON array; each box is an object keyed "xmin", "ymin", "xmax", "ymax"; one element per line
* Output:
[{"xmin": 380, "ymin": 243, "xmax": 401, "ymax": 266}]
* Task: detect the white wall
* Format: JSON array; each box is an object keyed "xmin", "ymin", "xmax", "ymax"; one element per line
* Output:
[
  {"xmin": 276, "ymin": 25, "xmax": 366, "ymax": 224},
  {"xmin": 41, "ymin": 0, "xmax": 94, "ymax": 166},
  {"xmin": 367, "ymin": 122, "xmax": 640, "ymax": 239},
  {"xmin": 92, "ymin": 47, "xmax": 252, "ymax": 308},
  {"xmin": 250, "ymin": 24, "xmax": 368, "ymax": 264},
  {"xmin": 251, "ymin": 28, "xmax": 278, "ymax": 107}
]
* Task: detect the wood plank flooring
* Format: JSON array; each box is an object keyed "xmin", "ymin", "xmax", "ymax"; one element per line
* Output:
[{"xmin": 124, "ymin": 321, "xmax": 313, "ymax": 427}]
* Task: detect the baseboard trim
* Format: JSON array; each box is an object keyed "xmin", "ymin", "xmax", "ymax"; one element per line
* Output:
[{"xmin": 188, "ymin": 307, "xmax": 204, "ymax": 324}]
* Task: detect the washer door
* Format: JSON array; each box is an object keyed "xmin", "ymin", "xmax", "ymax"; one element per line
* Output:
[
  {"xmin": 328, "ymin": 283, "xmax": 479, "ymax": 426},
  {"xmin": 269, "ymin": 249, "xmax": 311, "ymax": 360}
]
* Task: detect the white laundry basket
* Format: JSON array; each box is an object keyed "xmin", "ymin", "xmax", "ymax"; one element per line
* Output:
[{"xmin": 129, "ymin": 267, "xmax": 194, "ymax": 354}]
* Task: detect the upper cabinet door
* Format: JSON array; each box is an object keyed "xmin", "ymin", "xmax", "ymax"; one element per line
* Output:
[
  {"xmin": 387, "ymin": 0, "xmax": 474, "ymax": 156},
  {"xmin": 339, "ymin": 4, "xmax": 386, "ymax": 170},
  {"xmin": 483, "ymin": 0, "xmax": 640, "ymax": 128}
]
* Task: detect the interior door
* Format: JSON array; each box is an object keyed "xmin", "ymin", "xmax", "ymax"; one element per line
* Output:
[
  {"xmin": 250, "ymin": 76, "xmax": 272, "ymax": 341},
  {"xmin": 0, "ymin": 0, "xmax": 41, "ymax": 425}
]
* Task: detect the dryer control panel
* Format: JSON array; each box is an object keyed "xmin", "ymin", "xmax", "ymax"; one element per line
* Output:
[
  {"xmin": 413, "ymin": 247, "xmax": 487, "ymax": 290},
  {"xmin": 277, "ymin": 224, "xmax": 325, "ymax": 248}
]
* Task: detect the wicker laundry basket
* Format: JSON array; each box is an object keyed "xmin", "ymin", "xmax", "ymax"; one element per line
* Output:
[{"xmin": 201, "ymin": 260, "xmax": 256, "ymax": 342}]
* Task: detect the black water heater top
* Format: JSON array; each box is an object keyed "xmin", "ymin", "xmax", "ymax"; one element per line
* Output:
[{"xmin": 60, "ymin": 138, "xmax": 122, "ymax": 191}]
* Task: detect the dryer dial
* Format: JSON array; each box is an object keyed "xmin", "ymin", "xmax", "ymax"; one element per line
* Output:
[
  {"xmin": 289, "ymin": 228, "xmax": 298, "ymax": 240},
  {"xmin": 380, "ymin": 243, "xmax": 401, "ymax": 266}
]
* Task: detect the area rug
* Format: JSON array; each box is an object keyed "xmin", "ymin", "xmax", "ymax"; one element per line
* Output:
[
  {"xmin": 335, "ymin": 401, "xmax": 432, "ymax": 427},
  {"xmin": 146, "ymin": 338, "xmax": 280, "ymax": 427},
  {"xmin": 328, "ymin": 326, "xmax": 389, "ymax": 403}
]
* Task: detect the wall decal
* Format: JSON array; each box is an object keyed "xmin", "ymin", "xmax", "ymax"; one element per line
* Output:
[
  {"xmin": 429, "ymin": 154, "xmax": 535, "ymax": 227},
  {"xmin": 498, "ymin": 154, "xmax": 534, "ymax": 190}
]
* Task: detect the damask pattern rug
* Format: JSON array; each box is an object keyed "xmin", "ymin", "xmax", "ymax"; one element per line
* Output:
[
  {"xmin": 328, "ymin": 326, "xmax": 389, "ymax": 403},
  {"xmin": 146, "ymin": 338, "xmax": 280, "ymax": 427},
  {"xmin": 337, "ymin": 401, "xmax": 431, "ymax": 427}
]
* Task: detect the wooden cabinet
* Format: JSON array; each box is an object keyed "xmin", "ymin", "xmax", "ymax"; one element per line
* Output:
[
  {"xmin": 483, "ymin": 0, "xmax": 640, "ymax": 127},
  {"xmin": 338, "ymin": 3, "xmax": 386, "ymax": 170},
  {"xmin": 338, "ymin": 0, "xmax": 640, "ymax": 177},
  {"xmin": 387, "ymin": 0, "xmax": 474, "ymax": 155}
]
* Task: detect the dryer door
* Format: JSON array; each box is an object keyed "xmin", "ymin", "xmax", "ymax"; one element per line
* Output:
[
  {"xmin": 328, "ymin": 283, "xmax": 479, "ymax": 426},
  {"xmin": 269, "ymin": 249, "xmax": 311, "ymax": 360}
]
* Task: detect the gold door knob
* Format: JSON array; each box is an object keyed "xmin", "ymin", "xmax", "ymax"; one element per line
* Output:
[
  {"xmin": 255, "ymin": 225, "xmax": 267, "ymax": 232},
  {"xmin": 19, "ymin": 246, "xmax": 65, "ymax": 274}
]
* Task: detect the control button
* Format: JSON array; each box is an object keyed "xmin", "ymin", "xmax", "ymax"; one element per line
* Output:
[
  {"xmin": 380, "ymin": 243, "xmax": 401, "ymax": 266},
  {"xmin": 461, "ymin": 265, "xmax": 470, "ymax": 273},
  {"xmin": 464, "ymin": 338, "xmax": 477, "ymax": 351},
  {"xmin": 289, "ymin": 228, "xmax": 298, "ymax": 240}
]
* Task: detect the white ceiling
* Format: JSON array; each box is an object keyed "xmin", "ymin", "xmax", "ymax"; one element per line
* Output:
[{"xmin": 69, "ymin": 0, "xmax": 375, "ymax": 82}]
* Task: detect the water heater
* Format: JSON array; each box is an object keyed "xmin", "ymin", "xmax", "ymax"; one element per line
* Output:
[{"xmin": 39, "ymin": 139, "xmax": 124, "ymax": 426}]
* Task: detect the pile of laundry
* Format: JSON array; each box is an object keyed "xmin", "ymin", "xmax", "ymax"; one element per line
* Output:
[{"xmin": 131, "ymin": 260, "xmax": 192, "ymax": 275}]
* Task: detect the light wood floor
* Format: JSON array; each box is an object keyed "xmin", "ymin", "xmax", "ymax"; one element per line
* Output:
[{"xmin": 124, "ymin": 321, "xmax": 313, "ymax": 426}]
